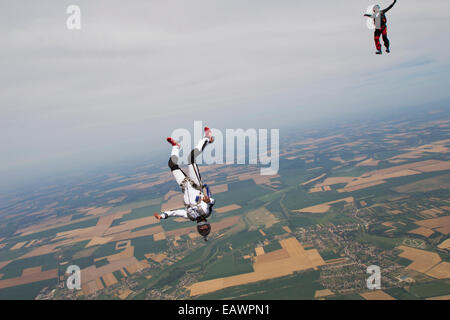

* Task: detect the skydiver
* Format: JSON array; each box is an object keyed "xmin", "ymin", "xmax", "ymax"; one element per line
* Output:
[
  {"xmin": 364, "ymin": 0, "xmax": 397, "ymax": 54},
  {"xmin": 154, "ymin": 127, "xmax": 215, "ymax": 241}
]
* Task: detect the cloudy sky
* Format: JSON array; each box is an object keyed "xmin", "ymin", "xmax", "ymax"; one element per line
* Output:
[{"xmin": 1, "ymin": 0, "xmax": 449, "ymax": 191}]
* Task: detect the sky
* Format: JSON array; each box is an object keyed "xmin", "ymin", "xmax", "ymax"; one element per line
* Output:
[{"xmin": 0, "ymin": 0, "xmax": 450, "ymax": 192}]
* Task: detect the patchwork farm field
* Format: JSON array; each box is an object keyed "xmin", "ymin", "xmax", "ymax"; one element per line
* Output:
[{"xmin": 0, "ymin": 108, "xmax": 449, "ymax": 299}]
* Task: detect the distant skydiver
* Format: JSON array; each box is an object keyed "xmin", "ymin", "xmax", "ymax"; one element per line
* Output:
[
  {"xmin": 364, "ymin": 0, "xmax": 397, "ymax": 54},
  {"xmin": 154, "ymin": 127, "xmax": 215, "ymax": 241}
]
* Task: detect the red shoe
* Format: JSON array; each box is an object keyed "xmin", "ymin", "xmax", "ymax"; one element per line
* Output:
[
  {"xmin": 166, "ymin": 137, "xmax": 180, "ymax": 147},
  {"xmin": 204, "ymin": 127, "xmax": 214, "ymax": 143},
  {"xmin": 154, "ymin": 212, "xmax": 162, "ymax": 220}
]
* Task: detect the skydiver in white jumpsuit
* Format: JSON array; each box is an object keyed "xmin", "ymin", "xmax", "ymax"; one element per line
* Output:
[{"xmin": 154, "ymin": 126, "xmax": 215, "ymax": 241}]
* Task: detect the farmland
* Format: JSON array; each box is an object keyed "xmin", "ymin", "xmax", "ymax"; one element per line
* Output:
[{"xmin": 0, "ymin": 108, "xmax": 449, "ymax": 299}]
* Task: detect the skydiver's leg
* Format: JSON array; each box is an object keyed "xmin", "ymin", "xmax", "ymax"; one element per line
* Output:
[
  {"xmin": 160, "ymin": 209, "xmax": 189, "ymax": 220},
  {"xmin": 382, "ymin": 27, "xmax": 390, "ymax": 51},
  {"xmin": 187, "ymin": 137, "xmax": 209, "ymax": 187},
  {"xmin": 374, "ymin": 29, "xmax": 382, "ymax": 52},
  {"xmin": 168, "ymin": 144, "xmax": 186, "ymax": 186}
]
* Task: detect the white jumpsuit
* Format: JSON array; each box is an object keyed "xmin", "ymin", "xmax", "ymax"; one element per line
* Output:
[{"xmin": 161, "ymin": 137, "xmax": 215, "ymax": 221}]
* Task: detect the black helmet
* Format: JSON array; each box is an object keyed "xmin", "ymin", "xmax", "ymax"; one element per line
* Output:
[{"xmin": 197, "ymin": 219, "xmax": 211, "ymax": 240}]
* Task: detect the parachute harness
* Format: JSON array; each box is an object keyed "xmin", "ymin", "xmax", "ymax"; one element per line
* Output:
[
  {"xmin": 181, "ymin": 138, "xmax": 213, "ymax": 221},
  {"xmin": 180, "ymin": 176, "xmax": 213, "ymax": 221},
  {"xmin": 180, "ymin": 176, "xmax": 204, "ymax": 221}
]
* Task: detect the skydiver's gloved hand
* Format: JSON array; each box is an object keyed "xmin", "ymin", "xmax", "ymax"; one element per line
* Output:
[
  {"xmin": 154, "ymin": 212, "xmax": 166, "ymax": 220},
  {"xmin": 205, "ymin": 196, "xmax": 215, "ymax": 206},
  {"xmin": 201, "ymin": 195, "xmax": 215, "ymax": 215}
]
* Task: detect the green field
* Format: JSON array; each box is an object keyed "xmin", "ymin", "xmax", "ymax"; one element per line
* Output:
[
  {"xmin": 200, "ymin": 253, "xmax": 254, "ymax": 281},
  {"xmin": 409, "ymin": 281, "xmax": 450, "ymax": 299},
  {"xmin": 197, "ymin": 270, "xmax": 323, "ymax": 299}
]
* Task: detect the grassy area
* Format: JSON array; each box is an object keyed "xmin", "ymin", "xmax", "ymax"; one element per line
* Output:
[
  {"xmin": 107, "ymin": 198, "xmax": 162, "ymax": 214},
  {"xmin": 394, "ymin": 256, "xmax": 413, "ymax": 267},
  {"xmin": 0, "ymin": 247, "xmax": 31, "ymax": 262},
  {"xmin": 59, "ymin": 240, "xmax": 91, "ymax": 258},
  {"xmin": 354, "ymin": 228, "xmax": 403, "ymax": 250},
  {"xmin": 196, "ymin": 270, "xmax": 323, "ymax": 299},
  {"xmin": 319, "ymin": 250, "xmax": 341, "ymax": 260},
  {"xmin": 10, "ymin": 217, "xmax": 100, "ymax": 243},
  {"xmin": 326, "ymin": 293, "xmax": 365, "ymax": 300},
  {"xmin": 409, "ymin": 281, "xmax": 450, "ymax": 299},
  {"xmin": 94, "ymin": 258, "xmax": 109, "ymax": 268},
  {"xmin": 263, "ymin": 241, "xmax": 282, "ymax": 253},
  {"xmin": 384, "ymin": 287, "xmax": 417, "ymax": 300},
  {"xmin": 213, "ymin": 180, "xmax": 272, "ymax": 207},
  {"xmin": 0, "ymin": 253, "xmax": 57, "ymax": 279},
  {"xmin": 72, "ymin": 256, "xmax": 94, "ymax": 269},
  {"xmin": 0, "ymin": 278, "xmax": 57, "ymax": 300},
  {"xmin": 200, "ymin": 253, "xmax": 253, "ymax": 281},
  {"xmin": 91, "ymin": 242, "xmax": 124, "ymax": 260},
  {"xmin": 282, "ymin": 186, "xmax": 352, "ymax": 212},
  {"xmin": 131, "ymin": 235, "xmax": 168, "ymax": 260},
  {"xmin": 117, "ymin": 204, "xmax": 161, "ymax": 222},
  {"xmin": 113, "ymin": 270, "xmax": 124, "ymax": 281}
]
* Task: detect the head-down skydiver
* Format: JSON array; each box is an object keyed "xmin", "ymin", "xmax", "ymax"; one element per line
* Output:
[
  {"xmin": 154, "ymin": 126, "xmax": 215, "ymax": 241},
  {"xmin": 364, "ymin": 0, "xmax": 397, "ymax": 54}
]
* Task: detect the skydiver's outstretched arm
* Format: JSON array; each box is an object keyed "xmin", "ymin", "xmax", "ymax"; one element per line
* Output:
[
  {"xmin": 160, "ymin": 209, "xmax": 188, "ymax": 219},
  {"xmin": 382, "ymin": 0, "xmax": 397, "ymax": 13},
  {"xmin": 161, "ymin": 207, "xmax": 203, "ymax": 221},
  {"xmin": 363, "ymin": 14, "xmax": 372, "ymax": 17}
]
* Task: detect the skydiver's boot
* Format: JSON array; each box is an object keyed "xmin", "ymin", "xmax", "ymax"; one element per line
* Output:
[
  {"xmin": 204, "ymin": 126, "xmax": 214, "ymax": 143},
  {"xmin": 167, "ymin": 137, "xmax": 180, "ymax": 148},
  {"xmin": 376, "ymin": 50, "xmax": 382, "ymax": 55},
  {"xmin": 386, "ymin": 47, "xmax": 390, "ymax": 53}
]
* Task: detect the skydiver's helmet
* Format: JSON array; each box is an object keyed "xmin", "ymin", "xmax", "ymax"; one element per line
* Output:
[
  {"xmin": 196, "ymin": 218, "xmax": 211, "ymax": 241},
  {"xmin": 373, "ymin": 5, "xmax": 380, "ymax": 13}
]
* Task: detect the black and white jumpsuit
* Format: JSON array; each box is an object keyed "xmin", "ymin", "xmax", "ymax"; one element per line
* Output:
[{"xmin": 161, "ymin": 138, "xmax": 215, "ymax": 220}]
